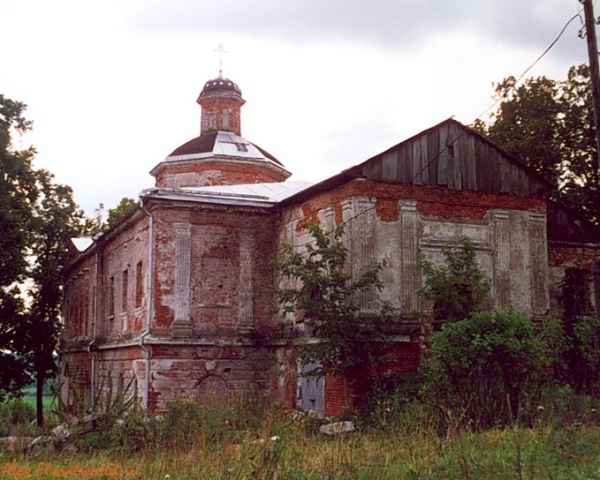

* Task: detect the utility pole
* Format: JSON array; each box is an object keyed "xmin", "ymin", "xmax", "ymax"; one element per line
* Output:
[{"xmin": 581, "ymin": 0, "xmax": 600, "ymax": 174}]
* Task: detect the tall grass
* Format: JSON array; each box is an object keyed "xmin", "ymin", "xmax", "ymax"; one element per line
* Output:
[{"xmin": 1, "ymin": 388, "xmax": 599, "ymax": 479}]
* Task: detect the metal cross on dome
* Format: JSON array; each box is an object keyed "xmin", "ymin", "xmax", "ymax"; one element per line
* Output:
[{"xmin": 214, "ymin": 44, "xmax": 228, "ymax": 77}]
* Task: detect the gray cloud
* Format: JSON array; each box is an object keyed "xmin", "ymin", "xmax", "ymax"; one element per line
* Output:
[{"xmin": 133, "ymin": 0, "xmax": 585, "ymax": 60}]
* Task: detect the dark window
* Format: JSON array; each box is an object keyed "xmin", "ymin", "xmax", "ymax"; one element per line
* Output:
[
  {"xmin": 109, "ymin": 276, "xmax": 115, "ymax": 318},
  {"xmin": 562, "ymin": 268, "xmax": 588, "ymax": 319},
  {"xmin": 122, "ymin": 270, "xmax": 129, "ymax": 312},
  {"xmin": 135, "ymin": 261, "xmax": 143, "ymax": 308},
  {"xmin": 593, "ymin": 261, "xmax": 600, "ymax": 316}
]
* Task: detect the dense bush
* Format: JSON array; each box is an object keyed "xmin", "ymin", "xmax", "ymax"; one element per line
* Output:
[
  {"xmin": 541, "ymin": 315, "xmax": 600, "ymax": 396},
  {"xmin": 420, "ymin": 236, "xmax": 491, "ymax": 328},
  {"xmin": 422, "ymin": 309, "xmax": 549, "ymax": 429}
]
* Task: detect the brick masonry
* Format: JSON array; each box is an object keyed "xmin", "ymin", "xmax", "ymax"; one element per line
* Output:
[
  {"xmin": 154, "ymin": 159, "xmax": 289, "ymax": 189},
  {"xmin": 60, "ymin": 108, "xmax": 599, "ymax": 417}
]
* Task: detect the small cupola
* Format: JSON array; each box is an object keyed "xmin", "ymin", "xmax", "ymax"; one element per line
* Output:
[
  {"xmin": 150, "ymin": 74, "xmax": 291, "ymax": 189},
  {"xmin": 197, "ymin": 77, "xmax": 245, "ymax": 136}
]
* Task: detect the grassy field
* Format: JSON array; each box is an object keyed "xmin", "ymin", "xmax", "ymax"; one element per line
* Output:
[
  {"xmin": 1, "ymin": 400, "xmax": 599, "ymax": 479},
  {"xmin": 20, "ymin": 387, "xmax": 56, "ymax": 413}
]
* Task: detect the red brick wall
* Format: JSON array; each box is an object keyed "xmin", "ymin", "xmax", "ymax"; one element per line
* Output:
[
  {"xmin": 281, "ymin": 178, "xmax": 547, "ymax": 417},
  {"xmin": 152, "ymin": 205, "xmax": 277, "ymax": 334},
  {"xmin": 98, "ymin": 217, "xmax": 150, "ymax": 341},
  {"xmin": 324, "ymin": 375, "xmax": 352, "ymax": 416},
  {"xmin": 323, "ymin": 342, "xmax": 422, "ymax": 417},
  {"xmin": 154, "ymin": 160, "xmax": 288, "ymax": 188},
  {"xmin": 60, "ymin": 351, "xmax": 92, "ymax": 413},
  {"xmin": 63, "ymin": 254, "xmax": 95, "ymax": 342},
  {"xmin": 270, "ymin": 346, "xmax": 297, "ymax": 409},
  {"xmin": 548, "ymin": 243, "xmax": 600, "ymax": 269},
  {"xmin": 147, "ymin": 344, "xmax": 279, "ymax": 411},
  {"xmin": 94, "ymin": 346, "xmax": 145, "ymax": 397},
  {"xmin": 63, "ymin": 214, "xmax": 151, "ymax": 345},
  {"xmin": 199, "ymin": 96, "xmax": 243, "ymax": 136},
  {"xmin": 286, "ymin": 179, "xmax": 545, "ymax": 229}
]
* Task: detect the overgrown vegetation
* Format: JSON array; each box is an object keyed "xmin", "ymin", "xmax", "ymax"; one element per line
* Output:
[
  {"xmin": 272, "ymin": 220, "xmax": 394, "ymax": 406},
  {"xmin": 422, "ymin": 309, "xmax": 549, "ymax": 430},
  {"xmin": 2, "ymin": 232, "xmax": 599, "ymax": 477},
  {"xmin": 0, "ymin": 399, "xmax": 35, "ymax": 437},
  {"xmin": 548, "ymin": 314, "xmax": 600, "ymax": 397},
  {"xmin": 0, "ymin": 95, "xmax": 137, "ymax": 427},
  {"xmin": 419, "ymin": 235, "xmax": 491, "ymax": 328},
  {"xmin": 1, "ymin": 391, "xmax": 600, "ymax": 479}
]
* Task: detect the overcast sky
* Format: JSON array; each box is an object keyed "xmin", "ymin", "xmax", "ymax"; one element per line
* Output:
[{"xmin": 0, "ymin": 0, "xmax": 592, "ymax": 216}]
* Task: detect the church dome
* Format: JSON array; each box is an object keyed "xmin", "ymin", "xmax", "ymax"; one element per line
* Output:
[
  {"xmin": 198, "ymin": 76, "xmax": 243, "ymax": 101},
  {"xmin": 150, "ymin": 74, "xmax": 291, "ymax": 189}
]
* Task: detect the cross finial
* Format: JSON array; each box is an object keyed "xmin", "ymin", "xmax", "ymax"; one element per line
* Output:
[{"xmin": 214, "ymin": 44, "xmax": 228, "ymax": 77}]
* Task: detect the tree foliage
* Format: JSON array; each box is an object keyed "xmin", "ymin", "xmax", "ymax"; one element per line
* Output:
[
  {"xmin": 419, "ymin": 236, "xmax": 490, "ymax": 328},
  {"xmin": 0, "ymin": 94, "xmax": 85, "ymax": 424},
  {"xmin": 474, "ymin": 64, "xmax": 600, "ymax": 224},
  {"xmin": 25, "ymin": 171, "xmax": 82, "ymax": 425},
  {"xmin": 0, "ymin": 94, "xmax": 39, "ymax": 400},
  {"xmin": 272, "ymin": 221, "xmax": 393, "ymax": 383},
  {"xmin": 83, "ymin": 197, "xmax": 138, "ymax": 235},
  {"xmin": 107, "ymin": 197, "xmax": 138, "ymax": 228}
]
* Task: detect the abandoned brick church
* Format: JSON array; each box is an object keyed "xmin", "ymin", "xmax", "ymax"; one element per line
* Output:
[{"xmin": 60, "ymin": 74, "xmax": 600, "ymax": 416}]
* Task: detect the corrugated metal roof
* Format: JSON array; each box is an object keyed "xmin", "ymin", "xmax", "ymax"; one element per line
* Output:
[
  {"xmin": 141, "ymin": 181, "xmax": 313, "ymax": 208},
  {"xmin": 184, "ymin": 180, "xmax": 313, "ymax": 202}
]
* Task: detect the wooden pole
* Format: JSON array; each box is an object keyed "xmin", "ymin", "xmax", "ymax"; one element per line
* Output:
[{"xmin": 582, "ymin": 0, "xmax": 600, "ymax": 174}]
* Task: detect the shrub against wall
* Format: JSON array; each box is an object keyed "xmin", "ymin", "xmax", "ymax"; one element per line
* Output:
[
  {"xmin": 423, "ymin": 309, "xmax": 548, "ymax": 429},
  {"xmin": 419, "ymin": 236, "xmax": 490, "ymax": 329}
]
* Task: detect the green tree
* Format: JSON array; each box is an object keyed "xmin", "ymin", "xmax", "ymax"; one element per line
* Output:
[
  {"xmin": 271, "ymin": 221, "xmax": 393, "ymax": 408},
  {"xmin": 107, "ymin": 197, "xmax": 137, "ymax": 228},
  {"xmin": 1, "ymin": 94, "xmax": 86, "ymax": 424},
  {"xmin": 82, "ymin": 197, "xmax": 138, "ymax": 236},
  {"xmin": 0, "ymin": 94, "xmax": 38, "ymax": 401},
  {"xmin": 419, "ymin": 236, "xmax": 490, "ymax": 329},
  {"xmin": 23, "ymin": 170, "xmax": 83, "ymax": 425},
  {"xmin": 474, "ymin": 64, "xmax": 600, "ymax": 224}
]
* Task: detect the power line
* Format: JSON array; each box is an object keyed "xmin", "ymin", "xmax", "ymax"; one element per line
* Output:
[
  {"xmin": 290, "ymin": 11, "xmax": 583, "ymax": 249},
  {"xmin": 476, "ymin": 12, "xmax": 581, "ymax": 122}
]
